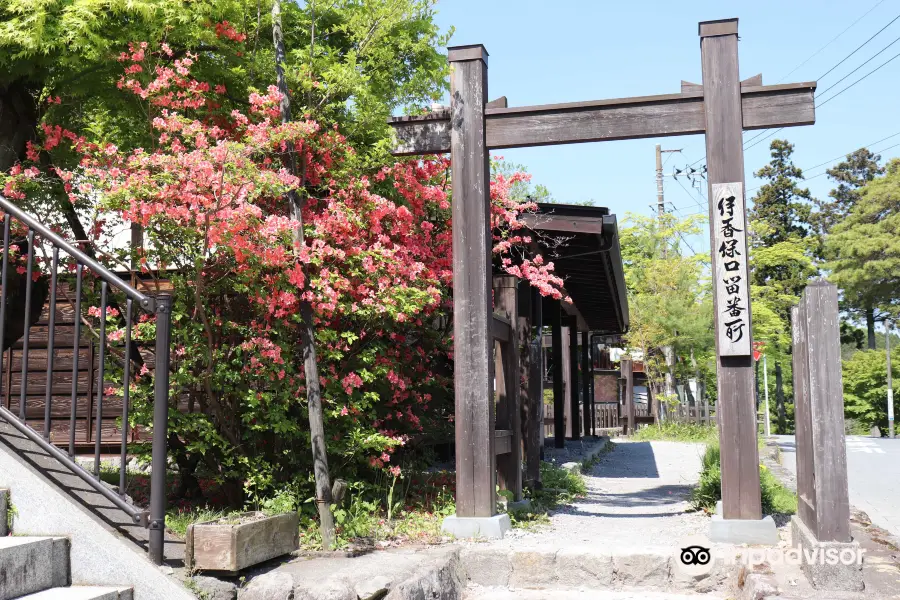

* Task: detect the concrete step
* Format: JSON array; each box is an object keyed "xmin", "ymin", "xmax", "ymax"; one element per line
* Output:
[
  {"xmin": 464, "ymin": 588, "xmax": 726, "ymax": 600},
  {"xmin": 0, "ymin": 536, "xmax": 69, "ymax": 600},
  {"xmin": 17, "ymin": 587, "xmax": 134, "ymax": 600}
]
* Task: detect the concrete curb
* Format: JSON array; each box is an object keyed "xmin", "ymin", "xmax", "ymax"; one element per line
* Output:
[
  {"xmin": 559, "ymin": 436, "xmax": 611, "ymax": 473},
  {"xmin": 458, "ymin": 544, "xmax": 732, "ymax": 593}
]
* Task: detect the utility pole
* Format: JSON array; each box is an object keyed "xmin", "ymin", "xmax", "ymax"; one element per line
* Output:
[
  {"xmin": 888, "ymin": 320, "xmax": 894, "ymax": 439},
  {"xmin": 655, "ymin": 144, "xmax": 681, "ymax": 408},
  {"xmin": 655, "ymin": 145, "xmax": 682, "ymax": 220}
]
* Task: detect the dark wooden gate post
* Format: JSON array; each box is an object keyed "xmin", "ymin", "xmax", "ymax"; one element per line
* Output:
[
  {"xmin": 448, "ymin": 44, "xmax": 495, "ymax": 519},
  {"xmin": 621, "ymin": 356, "xmax": 634, "ymax": 435},
  {"xmin": 522, "ymin": 284, "xmax": 543, "ymax": 488},
  {"xmin": 791, "ymin": 281, "xmax": 861, "ymax": 589},
  {"xmin": 568, "ymin": 316, "xmax": 580, "ymax": 440},
  {"xmin": 494, "ymin": 275, "xmax": 523, "ymax": 502},
  {"xmin": 550, "ymin": 299, "xmax": 565, "ymax": 448},
  {"xmin": 581, "ymin": 331, "xmax": 591, "ymax": 437},
  {"xmin": 699, "ymin": 19, "xmax": 762, "ymax": 521},
  {"xmin": 793, "ymin": 282, "xmax": 851, "ymax": 540}
]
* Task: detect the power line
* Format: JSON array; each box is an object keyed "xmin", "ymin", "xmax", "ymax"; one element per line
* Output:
[
  {"xmin": 746, "ymin": 139, "xmax": 900, "ymax": 194},
  {"xmin": 815, "ymin": 32, "xmax": 900, "ymax": 98},
  {"xmin": 816, "ymin": 48, "xmax": 900, "ymax": 108},
  {"xmin": 802, "ymin": 130, "xmax": 900, "ymax": 172},
  {"xmin": 694, "ymin": 8, "xmax": 900, "ymax": 169},
  {"xmin": 777, "ymin": 0, "xmax": 888, "ymax": 83},
  {"xmin": 816, "ymin": 11, "xmax": 900, "ymax": 81},
  {"xmin": 744, "ymin": 128, "xmax": 785, "ymax": 152}
]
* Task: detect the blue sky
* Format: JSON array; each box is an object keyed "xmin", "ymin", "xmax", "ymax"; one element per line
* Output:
[{"xmin": 429, "ymin": 0, "xmax": 900, "ymax": 255}]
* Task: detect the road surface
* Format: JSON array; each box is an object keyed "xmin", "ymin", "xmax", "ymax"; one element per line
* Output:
[{"xmin": 773, "ymin": 435, "xmax": 900, "ymax": 536}]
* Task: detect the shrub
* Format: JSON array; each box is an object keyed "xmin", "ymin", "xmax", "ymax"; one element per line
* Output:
[{"xmin": 690, "ymin": 441, "xmax": 796, "ymax": 515}]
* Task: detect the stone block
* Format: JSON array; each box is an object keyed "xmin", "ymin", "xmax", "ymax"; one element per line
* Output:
[
  {"xmin": 740, "ymin": 572, "xmax": 780, "ymax": 600},
  {"xmin": 355, "ymin": 575, "xmax": 392, "ymax": 600},
  {"xmin": 385, "ymin": 550, "xmax": 464, "ymax": 600},
  {"xmin": 791, "ymin": 516, "xmax": 864, "ymax": 591},
  {"xmin": 555, "ymin": 547, "xmax": 614, "ymax": 587},
  {"xmin": 441, "ymin": 514, "xmax": 510, "ymax": 539},
  {"xmin": 612, "ymin": 551, "xmax": 670, "ymax": 587},
  {"xmin": 0, "ymin": 536, "xmax": 69, "ymax": 600},
  {"xmin": 710, "ymin": 503, "xmax": 778, "ymax": 545},
  {"xmin": 238, "ymin": 572, "xmax": 295, "ymax": 600},
  {"xmin": 509, "ymin": 549, "xmax": 558, "ymax": 588},
  {"xmin": 192, "ymin": 574, "xmax": 238, "ymax": 600},
  {"xmin": 0, "ymin": 488, "xmax": 8, "ymax": 536},
  {"xmin": 460, "ymin": 546, "xmax": 511, "ymax": 586}
]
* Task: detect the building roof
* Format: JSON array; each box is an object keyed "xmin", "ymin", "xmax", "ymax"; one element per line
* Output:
[{"xmin": 521, "ymin": 203, "xmax": 629, "ymax": 334}]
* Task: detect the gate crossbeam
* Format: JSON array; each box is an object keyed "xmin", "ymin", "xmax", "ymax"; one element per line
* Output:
[{"xmin": 390, "ymin": 82, "xmax": 815, "ymax": 155}]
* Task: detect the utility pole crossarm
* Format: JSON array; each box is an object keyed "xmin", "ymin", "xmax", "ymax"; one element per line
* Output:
[{"xmin": 389, "ymin": 83, "xmax": 816, "ymax": 155}]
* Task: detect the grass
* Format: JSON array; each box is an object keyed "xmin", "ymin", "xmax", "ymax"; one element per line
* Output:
[
  {"xmin": 165, "ymin": 507, "xmax": 230, "ymax": 537},
  {"xmin": 690, "ymin": 440, "xmax": 797, "ymax": 516},
  {"xmin": 633, "ymin": 422, "xmax": 718, "ymax": 443}
]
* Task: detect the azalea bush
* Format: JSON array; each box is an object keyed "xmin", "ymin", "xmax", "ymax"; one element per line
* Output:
[{"xmin": 2, "ymin": 40, "xmax": 567, "ymax": 509}]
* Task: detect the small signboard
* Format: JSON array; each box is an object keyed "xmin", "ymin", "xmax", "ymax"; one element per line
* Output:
[{"xmin": 712, "ymin": 182, "xmax": 751, "ymax": 357}]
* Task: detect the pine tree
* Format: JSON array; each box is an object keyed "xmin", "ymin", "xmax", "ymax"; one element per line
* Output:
[
  {"xmin": 826, "ymin": 159, "xmax": 900, "ymax": 327},
  {"xmin": 813, "ymin": 148, "xmax": 884, "ymax": 348},
  {"xmin": 748, "ymin": 140, "xmax": 818, "ymax": 432}
]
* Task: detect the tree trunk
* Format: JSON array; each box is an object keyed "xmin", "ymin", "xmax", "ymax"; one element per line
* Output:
[
  {"xmin": 866, "ymin": 306, "xmax": 876, "ymax": 350},
  {"xmin": 663, "ymin": 345, "xmax": 676, "ymax": 401},
  {"xmin": 272, "ymin": 0, "xmax": 335, "ymax": 549},
  {"xmin": 775, "ymin": 362, "xmax": 787, "ymax": 433}
]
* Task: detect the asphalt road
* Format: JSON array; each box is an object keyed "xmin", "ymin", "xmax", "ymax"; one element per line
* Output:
[{"xmin": 773, "ymin": 434, "xmax": 900, "ymax": 536}]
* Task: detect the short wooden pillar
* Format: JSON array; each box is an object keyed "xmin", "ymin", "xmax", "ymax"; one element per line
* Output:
[
  {"xmin": 448, "ymin": 44, "xmax": 495, "ymax": 518},
  {"xmin": 549, "ymin": 299, "xmax": 565, "ymax": 448},
  {"xmin": 494, "ymin": 275, "xmax": 522, "ymax": 502},
  {"xmin": 792, "ymin": 281, "xmax": 851, "ymax": 542},
  {"xmin": 621, "ymin": 356, "xmax": 635, "ymax": 435}
]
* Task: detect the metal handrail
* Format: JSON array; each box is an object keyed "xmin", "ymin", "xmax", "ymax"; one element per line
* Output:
[
  {"xmin": 0, "ymin": 193, "xmax": 171, "ymax": 564},
  {"xmin": 0, "ymin": 197, "xmax": 154, "ymax": 312}
]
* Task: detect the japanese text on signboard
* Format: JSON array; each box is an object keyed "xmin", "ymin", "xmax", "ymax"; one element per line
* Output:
[{"xmin": 712, "ymin": 182, "xmax": 751, "ymax": 356}]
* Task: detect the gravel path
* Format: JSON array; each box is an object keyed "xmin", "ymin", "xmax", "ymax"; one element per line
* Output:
[{"xmin": 496, "ymin": 439, "xmax": 710, "ymax": 551}]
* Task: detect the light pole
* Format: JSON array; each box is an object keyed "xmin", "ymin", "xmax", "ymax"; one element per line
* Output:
[
  {"xmin": 887, "ymin": 320, "xmax": 894, "ymax": 439},
  {"xmin": 763, "ymin": 354, "xmax": 771, "ymax": 438}
]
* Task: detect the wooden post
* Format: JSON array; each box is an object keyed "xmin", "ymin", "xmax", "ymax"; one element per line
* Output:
[
  {"xmin": 581, "ymin": 331, "xmax": 591, "ymax": 437},
  {"xmin": 550, "ymin": 299, "xmax": 565, "ymax": 448},
  {"xmin": 449, "ymin": 44, "xmax": 495, "ymax": 518},
  {"xmin": 793, "ymin": 281, "xmax": 851, "ymax": 542},
  {"xmin": 495, "ymin": 275, "xmax": 523, "ymax": 502},
  {"xmin": 522, "ymin": 284, "xmax": 543, "ymax": 487},
  {"xmin": 699, "ymin": 19, "xmax": 762, "ymax": 521},
  {"xmin": 622, "ymin": 356, "xmax": 635, "ymax": 435},
  {"xmin": 568, "ymin": 316, "xmax": 580, "ymax": 440}
]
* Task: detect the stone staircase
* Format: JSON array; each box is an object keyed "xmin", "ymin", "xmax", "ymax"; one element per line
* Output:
[{"xmin": 0, "ymin": 535, "xmax": 132, "ymax": 599}]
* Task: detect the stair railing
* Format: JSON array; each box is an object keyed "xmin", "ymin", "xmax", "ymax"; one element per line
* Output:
[{"xmin": 0, "ymin": 193, "xmax": 171, "ymax": 565}]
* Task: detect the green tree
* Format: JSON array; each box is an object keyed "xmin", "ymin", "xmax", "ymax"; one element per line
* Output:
[
  {"xmin": 843, "ymin": 348, "xmax": 900, "ymax": 432},
  {"xmin": 748, "ymin": 139, "xmax": 818, "ymax": 432},
  {"xmin": 620, "ymin": 212, "xmax": 714, "ymax": 414},
  {"xmin": 812, "ymin": 148, "xmax": 884, "ymax": 347},
  {"xmin": 826, "ymin": 159, "xmax": 900, "ymax": 341}
]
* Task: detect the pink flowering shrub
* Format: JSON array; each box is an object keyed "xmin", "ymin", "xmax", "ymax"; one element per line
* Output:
[{"xmin": 2, "ymin": 42, "xmax": 566, "ymax": 505}]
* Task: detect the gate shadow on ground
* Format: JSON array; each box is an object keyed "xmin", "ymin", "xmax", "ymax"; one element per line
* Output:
[
  {"xmin": 555, "ymin": 484, "xmax": 696, "ymax": 519},
  {"xmin": 587, "ymin": 441, "xmax": 660, "ymax": 478}
]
